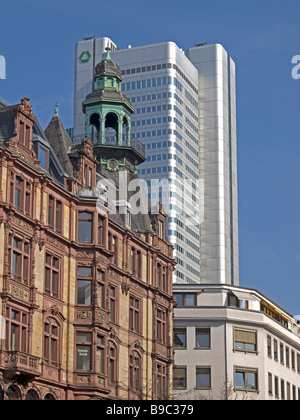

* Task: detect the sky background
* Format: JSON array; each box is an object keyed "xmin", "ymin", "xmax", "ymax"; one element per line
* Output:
[{"xmin": 0, "ymin": 0, "xmax": 299, "ymax": 315}]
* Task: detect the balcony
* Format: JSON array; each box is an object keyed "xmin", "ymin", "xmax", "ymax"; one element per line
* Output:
[{"xmin": 2, "ymin": 351, "xmax": 41, "ymax": 379}]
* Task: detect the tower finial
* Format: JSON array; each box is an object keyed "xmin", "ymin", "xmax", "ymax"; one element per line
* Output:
[
  {"xmin": 55, "ymin": 102, "xmax": 59, "ymax": 117},
  {"xmin": 105, "ymin": 43, "xmax": 112, "ymax": 61}
]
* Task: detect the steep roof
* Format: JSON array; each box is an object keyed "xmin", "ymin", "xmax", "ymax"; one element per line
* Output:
[{"xmin": 44, "ymin": 115, "xmax": 74, "ymax": 177}]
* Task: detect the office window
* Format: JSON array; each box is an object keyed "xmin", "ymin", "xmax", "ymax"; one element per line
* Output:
[
  {"xmin": 173, "ymin": 367, "xmax": 187, "ymax": 389},
  {"xmin": 268, "ymin": 373, "xmax": 273, "ymax": 395},
  {"xmin": 174, "ymin": 328, "xmax": 186, "ymax": 348},
  {"xmin": 281, "ymin": 379, "xmax": 285, "ymax": 400},
  {"xmin": 234, "ymin": 329, "xmax": 257, "ymax": 352},
  {"xmin": 286, "ymin": 347, "xmax": 290, "ymax": 367},
  {"xmin": 274, "ymin": 339, "xmax": 278, "ymax": 360},
  {"xmin": 196, "ymin": 367, "xmax": 211, "ymax": 389},
  {"xmin": 267, "ymin": 335, "xmax": 272, "ymax": 357},
  {"xmin": 196, "ymin": 328, "xmax": 211, "ymax": 349},
  {"xmin": 291, "ymin": 350, "xmax": 295, "ymax": 370},
  {"xmin": 287, "ymin": 382, "xmax": 291, "ymax": 400},
  {"xmin": 280, "ymin": 343, "xmax": 284, "ymax": 363},
  {"xmin": 292, "ymin": 385, "xmax": 296, "ymax": 401},
  {"xmin": 174, "ymin": 293, "xmax": 197, "ymax": 307},
  {"xmin": 235, "ymin": 369, "xmax": 258, "ymax": 391},
  {"xmin": 78, "ymin": 212, "xmax": 92, "ymax": 242},
  {"xmin": 76, "ymin": 332, "xmax": 92, "ymax": 371},
  {"xmin": 275, "ymin": 376, "xmax": 279, "ymax": 398}
]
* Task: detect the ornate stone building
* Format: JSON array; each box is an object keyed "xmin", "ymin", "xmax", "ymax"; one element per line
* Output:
[{"xmin": 0, "ymin": 50, "xmax": 175, "ymax": 400}]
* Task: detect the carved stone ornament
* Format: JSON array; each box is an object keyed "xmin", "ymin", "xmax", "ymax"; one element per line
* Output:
[{"xmin": 18, "ymin": 97, "xmax": 36, "ymax": 121}]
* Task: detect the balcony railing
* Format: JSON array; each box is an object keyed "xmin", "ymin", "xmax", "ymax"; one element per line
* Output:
[
  {"xmin": 3, "ymin": 351, "xmax": 41, "ymax": 376},
  {"xmin": 72, "ymin": 132, "xmax": 146, "ymax": 158}
]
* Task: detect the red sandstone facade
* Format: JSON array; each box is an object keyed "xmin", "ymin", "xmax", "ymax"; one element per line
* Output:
[{"xmin": 0, "ymin": 98, "xmax": 175, "ymax": 400}]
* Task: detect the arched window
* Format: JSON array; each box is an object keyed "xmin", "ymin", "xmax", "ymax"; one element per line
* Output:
[
  {"xmin": 105, "ymin": 112, "xmax": 118, "ymax": 145},
  {"xmin": 90, "ymin": 113, "xmax": 100, "ymax": 143},
  {"xmin": 6, "ymin": 385, "xmax": 21, "ymax": 400},
  {"xmin": 122, "ymin": 116, "xmax": 129, "ymax": 145},
  {"xmin": 44, "ymin": 393, "xmax": 56, "ymax": 401},
  {"xmin": 44, "ymin": 318, "xmax": 60, "ymax": 367},
  {"xmin": 129, "ymin": 351, "xmax": 141, "ymax": 393},
  {"xmin": 25, "ymin": 389, "xmax": 39, "ymax": 400}
]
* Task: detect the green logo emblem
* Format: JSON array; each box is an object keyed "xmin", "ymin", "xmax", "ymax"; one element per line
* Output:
[{"xmin": 79, "ymin": 51, "xmax": 92, "ymax": 63}]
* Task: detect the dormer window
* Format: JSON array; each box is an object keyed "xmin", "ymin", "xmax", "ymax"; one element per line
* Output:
[
  {"xmin": 19, "ymin": 121, "xmax": 31, "ymax": 148},
  {"xmin": 84, "ymin": 164, "xmax": 92, "ymax": 187},
  {"xmin": 10, "ymin": 174, "xmax": 32, "ymax": 216},
  {"xmin": 39, "ymin": 145, "xmax": 49, "ymax": 169}
]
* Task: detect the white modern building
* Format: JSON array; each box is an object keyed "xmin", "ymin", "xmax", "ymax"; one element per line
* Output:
[
  {"xmin": 173, "ymin": 284, "xmax": 300, "ymax": 400},
  {"xmin": 72, "ymin": 37, "xmax": 239, "ymax": 286}
]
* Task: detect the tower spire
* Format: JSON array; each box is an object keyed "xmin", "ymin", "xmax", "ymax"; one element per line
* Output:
[
  {"xmin": 54, "ymin": 102, "xmax": 59, "ymax": 117},
  {"xmin": 105, "ymin": 43, "xmax": 112, "ymax": 61}
]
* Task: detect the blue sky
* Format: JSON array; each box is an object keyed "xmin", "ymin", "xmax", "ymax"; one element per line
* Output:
[{"xmin": 1, "ymin": 0, "xmax": 300, "ymax": 314}]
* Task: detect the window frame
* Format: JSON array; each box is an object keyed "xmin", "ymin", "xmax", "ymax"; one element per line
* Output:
[
  {"xmin": 76, "ymin": 266, "xmax": 93, "ymax": 306},
  {"xmin": 78, "ymin": 211, "xmax": 93, "ymax": 243},
  {"xmin": 129, "ymin": 296, "xmax": 141, "ymax": 334},
  {"xmin": 196, "ymin": 366, "xmax": 211, "ymax": 390},
  {"xmin": 45, "ymin": 252, "xmax": 60, "ymax": 298},
  {"xmin": 195, "ymin": 328, "xmax": 211, "ymax": 350},
  {"xmin": 5, "ymin": 306, "xmax": 29, "ymax": 353},
  {"xmin": 233, "ymin": 328, "xmax": 257, "ymax": 353},
  {"xmin": 234, "ymin": 368, "xmax": 259, "ymax": 392},
  {"xmin": 8, "ymin": 235, "xmax": 30, "ymax": 285},
  {"xmin": 173, "ymin": 366, "xmax": 187, "ymax": 390},
  {"xmin": 44, "ymin": 318, "xmax": 60, "ymax": 367}
]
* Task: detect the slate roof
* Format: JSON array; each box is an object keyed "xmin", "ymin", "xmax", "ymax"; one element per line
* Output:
[
  {"xmin": 95, "ymin": 59, "xmax": 122, "ymax": 80},
  {"xmin": 44, "ymin": 116, "xmax": 74, "ymax": 177},
  {"xmin": 84, "ymin": 89, "xmax": 132, "ymax": 108}
]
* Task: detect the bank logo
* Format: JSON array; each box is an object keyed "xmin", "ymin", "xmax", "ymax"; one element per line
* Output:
[
  {"xmin": 80, "ymin": 51, "xmax": 92, "ymax": 64},
  {"xmin": 292, "ymin": 55, "xmax": 300, "ymax": 80},
  {"xmin": 0, "ymin": 55, "xmax": 6, "ymax": 79}
]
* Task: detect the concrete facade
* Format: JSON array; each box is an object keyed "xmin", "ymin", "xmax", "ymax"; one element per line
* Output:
[{"xmin": 173, "ymin": 284, "xmax": 300, "ymax": 400}]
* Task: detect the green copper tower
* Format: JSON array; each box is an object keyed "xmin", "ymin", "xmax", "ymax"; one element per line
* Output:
[{"xmin": 82, "ymin": 47, "xmax": 145, "ymax": 173}]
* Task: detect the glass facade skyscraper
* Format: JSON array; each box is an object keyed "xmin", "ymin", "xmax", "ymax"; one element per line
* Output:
[{"xmin": 73, "ymin": 37, "xmax": 239, "ymax": 286}]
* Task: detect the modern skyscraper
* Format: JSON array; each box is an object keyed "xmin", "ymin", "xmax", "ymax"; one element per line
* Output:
[{"xmin": 73, "ymin": 37, "xmax": 239, "ymax": 286}]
